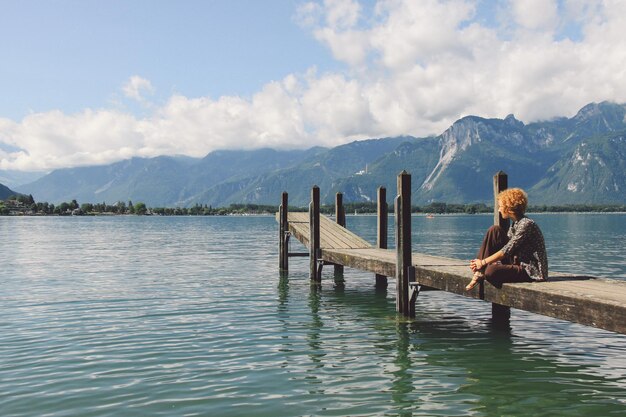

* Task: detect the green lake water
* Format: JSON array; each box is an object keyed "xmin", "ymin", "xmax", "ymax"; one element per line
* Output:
[{"xmin": 1, "ymin": 214, "xmax": 625, "ymax": 416}]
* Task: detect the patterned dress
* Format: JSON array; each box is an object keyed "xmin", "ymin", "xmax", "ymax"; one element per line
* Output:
[{"xmin": 501, "ymin": 216, "xmax": 549, "ymax": 280}]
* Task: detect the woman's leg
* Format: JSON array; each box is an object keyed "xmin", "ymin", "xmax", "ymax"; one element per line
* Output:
[
  {"xmin": 476, "ymin": 225, "xmax": 509, "ymax": 260},
  {"xmin": 484, "ymin": 264, "xmax": 533, "ymax": 288},
  {"xmin": 466, "ymin": 225, "xmax": 510, "ymax": 291}
]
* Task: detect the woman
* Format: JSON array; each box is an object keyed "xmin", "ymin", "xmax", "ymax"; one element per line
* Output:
[{"xmin": 466, "ymin": 188, "xmax": 548, "ymax": 291}]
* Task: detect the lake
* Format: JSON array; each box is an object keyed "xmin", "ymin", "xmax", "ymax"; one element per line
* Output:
[{"xmin": 1, "ymin": 213, "xmax": 625, "ymax": 416}]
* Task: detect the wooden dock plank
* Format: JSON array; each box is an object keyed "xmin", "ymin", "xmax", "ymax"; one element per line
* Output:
[
  {"xmin": 283, "ymin": 212, "xmax": 371, "ymax": 250},
  {"xmin": 321, "ymin": 247, "xmax": 626, "ymax": 334},
  {"xmin": 318, "ymin": 217, "xmax": 351, "ymax": 248},
  {"xmin": 318, "ymin": 216, "xmax": 371, "ymax": 249},
  {"xmin": 322, "ymin": 248, "xmax": 396, "ymax": 277},
  {"xmin": 280, "ymin": 212, "xmax": 310, "ymax": 248}
]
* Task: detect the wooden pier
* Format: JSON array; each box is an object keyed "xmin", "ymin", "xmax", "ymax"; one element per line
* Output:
[{"xmin": 277, "ymin": 171, "xmax": 626, "ymax": 335}]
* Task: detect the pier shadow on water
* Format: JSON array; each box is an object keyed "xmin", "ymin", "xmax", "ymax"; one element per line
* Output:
[{"xmin": 277, "ymin": 271, "xmax": 626, "ymax": 417}]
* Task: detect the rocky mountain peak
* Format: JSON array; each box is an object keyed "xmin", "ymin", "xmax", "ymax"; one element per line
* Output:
[
  {"xmin": 573, "ymin": 101, "xmax": 626, "ymax": 125},
  {"xmin": 573, "ymin": 102, "xmax": 603, "ymax": 121},
  {"xmin": 504, "ymin": 113, "xmax": 524, "ymax": 128}
]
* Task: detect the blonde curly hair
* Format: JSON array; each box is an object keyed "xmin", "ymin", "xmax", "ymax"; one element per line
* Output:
[{"xmin": 497, "ymin": 188, "xmax": 528, "ymax": 217}]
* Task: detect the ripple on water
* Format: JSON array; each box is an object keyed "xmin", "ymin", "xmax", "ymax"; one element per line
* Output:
[{"xmin": 0, "ymin": 215, "xmax": 625, "ymax": 417}]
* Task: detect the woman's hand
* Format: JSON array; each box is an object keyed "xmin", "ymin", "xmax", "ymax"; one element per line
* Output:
[{"xmin": 470, "ymin": 258, "xmax": 484, "ymax": 272}]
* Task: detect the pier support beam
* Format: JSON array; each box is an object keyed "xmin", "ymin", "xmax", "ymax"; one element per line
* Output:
[
  {"xmin": 334, "ymin": 192, "xmax": 345, "ymax": 276},
  {"xmin": 493, "ymin": 171, "xmax": 510, "ymax": 233},
  {"xmin": 492, "ymin": 171, "xmax": 511, "ymax": 328},
  {"xmin": 376, "ymin": 186, "xmax": 388, "ymax": 289},
  {"xmin": 310, "ymin": 186, "xmax": 321, "ymax": 282},
  {"xmin": 395, "ymin": 171, "xmax": 414, "ymax": 317},
  {"xmin": 279, "ymin": 192, "xmax": 289, "ymax": 272}
]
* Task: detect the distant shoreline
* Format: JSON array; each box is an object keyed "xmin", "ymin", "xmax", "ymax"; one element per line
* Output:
[
  {"xmin": 2, "ymin": 195, "xmax": 625, "ymax": 216},
  {"xmin": 2, "ymin": 209, "xmax": 625, "ymax": 217}
]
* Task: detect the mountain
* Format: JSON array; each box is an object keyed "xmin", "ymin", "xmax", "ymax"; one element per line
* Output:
[
  {"xmin": 19, "ymin": 156, "xmax": 187, "ymax": 206},
  {"xmin": 0, "ymin": 170, "xmax": 45, "ymax": 189},
  {"xmin": 0, "ymin": 182, "xmax": 20, "ymax": 200},
  {"xmin": 334, "ymin": 114, "xmax": 550, "ymax": 204},
  {"xmin": 331, "ymin": 102, "xmax": 626, "ymax": 205},
  {"xmin": 184, "ymin": 137, "xmax": 415, "ymax": 206},
  {"xmin": 530, "ymin": 130, "xmax": 626, "ymax": 204},
  {"xmin": 180, "ymin": 147, "xmax": 327, "ymax": 204},
  {"xmin": 19, "ymin": 148, "xmax": 324, "ymax": 206},
  {"xmin": 15, "ymin": 101, "xmax": 626, "ymax": 206}
]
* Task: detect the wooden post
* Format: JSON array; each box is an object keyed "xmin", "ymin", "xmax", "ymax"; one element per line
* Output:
[
  {"xmin": 395, "ymin": 171, "xmax": 412, "ymax": 316},
  {"xmin": 493, "ymin": 171, "xmax": 510, "ymax": 232},
  {"xmin": 376, "ymin": 186, "xmax": 388, "ymax": 288},
  {"xmin": 334, "ymin": 192, "xmax": 345, "ymax": 276},
  {"xmin": 310, "ymin": 186, "xmax": 321, "ymax": 282},
  {"xmin": 279, "ymin": 191, "xmax": 289, "ymax": 271},
  {"xmin": 492, "ymin": 171, "xmax": 511, "ymax": 327},
  {"xmin": 335, "ymin": 192, "xmax": 346, "ymax": 227}
]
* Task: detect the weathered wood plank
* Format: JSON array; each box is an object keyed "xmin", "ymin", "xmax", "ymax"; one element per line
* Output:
[
  {"xmin": 320, "ymin": 215, "xmax": 369, "ymax": 246},
  {"xmin": 321, "ymin": 246, "xmax": 626, "ymax": 334},
  {"xmin": 334, "ymin": 193, "xmax": 345, "ymax": 275},
  {"xmin": 310, "ymin": 186, "xmax": 321, "ymax": 281},
  {"xmin": 289, "ymin": 218, "xmax": 311, "ymax": 248},
  {"xmin": 395, "ymin": 171, "xmax": 412, "ymax": 316},
  {"xmin": 279, "ymin": 192, "xmax": 288, "ymax": 271},
  {"xmin": 322, "ymin": 248, "xmax": 396, "ymax": 277},
  {"xmin": 284, "ymin": 212, "xmax": 371, "ymax": 250},
  {"xmin": 492, "ymin": 171, "xmax": 510, "ymax": 325},
  {"xmin": 376, "ymin": 186, "xmax": 388, "ymax": 288},
  {"xmin": 319, "ymin": 216, "xmax": 353, "ymax": 248}
]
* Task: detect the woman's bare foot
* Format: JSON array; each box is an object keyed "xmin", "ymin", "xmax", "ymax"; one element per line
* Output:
[{"xmin": 465, "ymin": 271, "xmax": 484, "ymax": 291}]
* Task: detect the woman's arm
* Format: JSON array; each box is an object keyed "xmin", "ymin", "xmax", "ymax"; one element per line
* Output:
[
  {"xmin": 500, "ymin": 219, "xmax": 533, "ymax": 258},
  {"xmin": 470, "ymin": 250, "xmax": 505, "ymax": 272}
]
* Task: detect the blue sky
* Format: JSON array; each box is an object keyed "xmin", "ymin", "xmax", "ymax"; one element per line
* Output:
[
  {"xmin": 0, "ymin": 0, "xmax": 340, "ymax": 118},
  {"xmin": 1, "ymin": 0, "xmax": 625, "ymax": 172}
]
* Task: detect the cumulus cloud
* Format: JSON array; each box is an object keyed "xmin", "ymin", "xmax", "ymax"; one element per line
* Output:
[
  {"xmin": 122, "ymin": 75, "xmax": 155, "ymax": 101},
  {"xmin": 0, "ymin": 110, "xmax": 144, "ymax": 171},
  {"xmin": 510, "ymin": 0, "xmax": 559, "ymax": 31},
  {"xmin": 2, "ymin": 0, "xmax": 626, "ymax": 172}
]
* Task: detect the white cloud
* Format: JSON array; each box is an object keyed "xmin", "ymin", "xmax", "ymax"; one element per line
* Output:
[
  {"xmin": 323, "ymin": 0, "xmax": 362, "ymax": 29},
  {"xmin": 510, "ymin": 0, "xmax": 559, "ymax": 31},
  {"xmin": 314, "ymin": 27, "xmax": 372, "ymax": 67},
  {"xmin": 122, "ymin": 76, "xmax": 155, "ymax": 101},
  {"xmin": 0, "ymin": 110, "xmax": 143, "ymax": 171},
  {"xmin": 2, "ymin": 0, "xmax": 626, "ymax": 172},
  {"xmin": 371, "ymin": 0, "xmax": 476, "ymax": 70}
]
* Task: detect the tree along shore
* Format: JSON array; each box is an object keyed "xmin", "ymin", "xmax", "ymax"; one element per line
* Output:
[{"xmin": 1, "ymin": 195, "xmax": 625, "ymax": 216}]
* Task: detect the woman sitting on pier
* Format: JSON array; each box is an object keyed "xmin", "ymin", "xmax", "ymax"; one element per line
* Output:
[{"xmin": 466, "ymin": 188, "xmax": 548, "ymax": 290}]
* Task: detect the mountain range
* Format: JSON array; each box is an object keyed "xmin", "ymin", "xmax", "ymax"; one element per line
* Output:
[
  {"xmin": 0, "ymin": 182, "xmax": 19, "ymax": 200},
  {"xmin": 4, "ymin": 101, "xmax": 626, "ymax": 207}
]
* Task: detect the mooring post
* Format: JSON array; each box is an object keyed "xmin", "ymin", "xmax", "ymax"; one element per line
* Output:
[
  {"xmin": 310, "ymin": 186, "xmax": 321, "ymax": 282},
  {"xmin": 376, "ymin": 186, "xmax": 388, "ymax": 288},
  {"xmin": 334, "ymin": 192, "xmax": 345, "ymax": 276},
  {"xmin": 395, "ymin": 171, "xmax": 413, "ymax": 316},
  {"xmin": 492, "ymin": 171, "xmax": 511, "ymax": 326},
  {"xmin": 494, "ymin": 171, "xmax": 510, "ymax": 233},
  {"xmin": 279, "ymin": 191, "xmax": 289, "ymax": 271}
]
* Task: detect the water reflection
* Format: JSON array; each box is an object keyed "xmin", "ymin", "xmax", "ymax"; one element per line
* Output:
[
  {"xmin": 276, "ymin": 269, "xmax": 626, "ymax": 416},
  {"xmin": 306, "ymin": 285, "xmax": 324, "ymax": 368},
  {"xmin": 391, "ymin": 322, "xmax": 415, "ymax": 417},
  {"xmin": 332, "ymin": 268, "xmax": 345, "ymax": 290}
]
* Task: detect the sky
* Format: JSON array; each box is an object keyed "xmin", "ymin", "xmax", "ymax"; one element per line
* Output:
[{"xmin": 1, "ymin": 0, "xmax": 625, "ymax": 173}]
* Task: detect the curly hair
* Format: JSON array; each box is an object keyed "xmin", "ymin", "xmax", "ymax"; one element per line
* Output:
[{"xmin": 497, "ymin": 188, "xmax": 528, "ymax": 217}]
